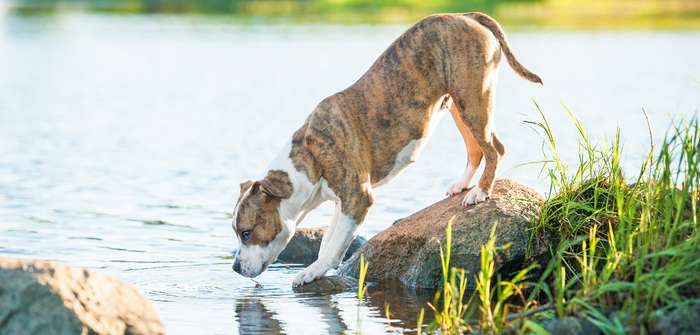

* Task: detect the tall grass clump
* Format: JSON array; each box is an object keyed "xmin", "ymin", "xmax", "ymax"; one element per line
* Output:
[
  {"xmin": 425, "ymin": 217, "xmax": 474, "ymax": 334},
  {"xmin": 422, "ymin": 219, "xmax": 535, "ymax": 334},
  {"xmin": 417, "ymin": 106, "xmax": 699, "ymax": 334},
  {"xmin": 355, "ymin": 254, "xmax": 369, "ymax": 335},
  {"xmin": 524, "ymin": 107, "xmax": 700, "ymax": 332}
]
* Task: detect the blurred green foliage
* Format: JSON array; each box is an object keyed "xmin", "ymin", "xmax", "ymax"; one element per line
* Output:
[{"xmin": 8, "ymin": 0, "xmax": 700, "ymax": 29}]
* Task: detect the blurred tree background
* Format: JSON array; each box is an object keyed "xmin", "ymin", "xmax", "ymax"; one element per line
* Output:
[{"xmin": 6, "ymin": 0, "xmax": 700, "ymax": 28}]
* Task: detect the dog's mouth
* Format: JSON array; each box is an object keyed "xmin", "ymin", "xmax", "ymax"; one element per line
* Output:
[
  {"xmin": 260, "ymin": 260, "xmax": 270, "ymax": 273},
  {"xmin": 241, "ymin": 260, "xmax": 270, "ymax": 278}
]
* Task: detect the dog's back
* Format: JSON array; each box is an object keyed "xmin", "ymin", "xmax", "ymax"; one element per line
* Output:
[{"xmin": 302, "ymin": 13, "xmax": 539, "ymax": 186}]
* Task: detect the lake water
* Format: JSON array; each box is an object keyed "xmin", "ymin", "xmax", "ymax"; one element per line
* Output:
[{"xmin": 1, "ymin": 12, "xmax": 699, "ymax": 334}]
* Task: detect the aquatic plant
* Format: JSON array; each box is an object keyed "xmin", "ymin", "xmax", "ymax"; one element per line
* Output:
[
  {"xmin": 524, "ymin": 106, "xmax": 700, "ymax": 333},
  {"xmin": 421, "ymin": 219, "xmax": 534, "ymax": 334},
  {"xmin": 425, "ymin": 217, "xmax": 472, "ymax": 334},
  {"xmin": 419, "ymin": 105, "xmax": 700, "ymax": 334},
  {"xmin": 357, "ymin": 254, "xmax": 369, "ymax": 300}
]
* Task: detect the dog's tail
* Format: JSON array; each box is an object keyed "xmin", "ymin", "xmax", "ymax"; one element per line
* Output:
[{"xmin": 465, "ymin": 12, "xmax": 543, "ymax": 85}]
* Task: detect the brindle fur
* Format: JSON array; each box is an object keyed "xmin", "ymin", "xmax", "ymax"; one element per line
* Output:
[
  {"xmin": 235, "ymin": 170, "xmax": 293, "ymax": 246},
  {"xmin": 290, "ymin": 13, "xmax": 541, "ymax": 223}
]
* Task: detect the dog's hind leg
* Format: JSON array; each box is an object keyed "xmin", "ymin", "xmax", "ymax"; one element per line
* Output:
[
  {"xmin": 450, "ymin": 80, "xmax": 503, "ymax": 206},
  {"xmin": 446, "ymin": 99, "xmax": 483, "ymax": 196}
]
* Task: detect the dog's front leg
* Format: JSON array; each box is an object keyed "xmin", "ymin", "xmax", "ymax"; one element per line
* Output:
[
  {"xmin": 318, "ymin": 202, "xmax": 342, "ymax": 257},
  {"xmin": 293, "ymin": 212, "xmax": 358, "ymax": 287}
]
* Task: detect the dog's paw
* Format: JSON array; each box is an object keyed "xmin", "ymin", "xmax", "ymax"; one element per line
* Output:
[
  {"xmin": 462, "ymin": 186, "xmax": 489, "ymax": 206},
  {"xmin": 446, "ymin": 180, "xmax": 471, "ymax": 196},
  {"xmin": 292, "ymin": 260, "xmax": 331, "ymax": 287}
]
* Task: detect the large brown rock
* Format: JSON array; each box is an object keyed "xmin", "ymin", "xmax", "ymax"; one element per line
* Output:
[
  {"xmin": 277, "ymin": 227, "xmax": 366, "ymax": 265},
  {"xmin": 0, "ymin": 257, "xmax": 165, "ymax": 335},
  {"xmin": 338, "ymin": 179, "xmax": 549, "ymax": 288}
]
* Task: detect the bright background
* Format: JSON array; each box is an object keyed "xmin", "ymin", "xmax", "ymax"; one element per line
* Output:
[{"xmin": 1, "ymin": 1, "xmax": 699, "ymax": 334}]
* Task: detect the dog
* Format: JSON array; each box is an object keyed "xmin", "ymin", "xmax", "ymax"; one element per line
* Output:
[{"xmin": 232, "ymin": 12, "xmax": 542, "ymax": 286}]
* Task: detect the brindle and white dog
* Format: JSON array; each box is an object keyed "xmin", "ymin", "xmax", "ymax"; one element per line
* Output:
[{"xmin": 232, "ymin": 12, "xmax": 542, "ymax": 286}]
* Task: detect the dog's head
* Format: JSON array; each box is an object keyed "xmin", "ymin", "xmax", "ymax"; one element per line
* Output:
[{"xmin": 232, "ymin": 171, "xmax": 294, "ymax": 277}]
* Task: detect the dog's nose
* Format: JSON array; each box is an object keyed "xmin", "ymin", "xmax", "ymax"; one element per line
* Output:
[{"xmin": 232, "ymin": 259, "xmax": 241, "ymax": 273}]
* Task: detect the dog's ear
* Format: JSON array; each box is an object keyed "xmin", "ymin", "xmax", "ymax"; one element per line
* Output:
[
  {"xmin": 240, "ymin": 180, "xmax": 255, "ymax": 194},
  {"xmin": 258, "ymin": 178, "xmax": 292, "ymax": 199}
]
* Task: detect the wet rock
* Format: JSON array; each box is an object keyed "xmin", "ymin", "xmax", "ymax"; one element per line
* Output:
[
  {"xmin": 339, "ymin": 179, "xmax": 549, "ymax": 288},
  {"xmin": 278, "ymin": 227, "xmax": 367, "ymax": 265},
  {"xmin": 292, "ymin": 276, "xmax": 358, "ymax": 294},
  {"xmin": 0, "ymin": 257, "xmax": 164, "ymax": 335},
  {"xmin": 541, "ymin": 317, "xmax": 601, "ymax": 335},
  {"xmin": 650, "ymin": 303, "xmax": 700, "ymax": 335}
]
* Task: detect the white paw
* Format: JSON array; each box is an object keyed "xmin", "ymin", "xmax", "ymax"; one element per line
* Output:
[
  {"xmin": 292, "ymin": 260, "xmax": 331, "ymax": 287},
  {"xmin": 446, "ymin": 180, "xmax": 471, "ymax": 196},
  {"xmin": 462, "ymin": 186, "xmax": 489, "ymax": 206}
]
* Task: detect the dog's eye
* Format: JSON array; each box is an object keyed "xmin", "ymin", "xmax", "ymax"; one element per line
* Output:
[{"xmin": 241, "ymin": 230, "xmax": 252, "ymax": 241}]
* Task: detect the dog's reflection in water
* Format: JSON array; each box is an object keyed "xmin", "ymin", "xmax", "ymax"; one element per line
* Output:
[
  {"xmin": 233, "ymin": 281, "xmax": 433, "ymax": 334},
  {"xmin": 234, "ymin": 293, "xmax": 349, "ymax": 335},
  {"xmin": 235, "ymin": 298, "xmax": 284, "ymax": 335}
]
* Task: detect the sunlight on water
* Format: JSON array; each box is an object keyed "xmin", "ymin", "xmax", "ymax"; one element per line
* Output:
[{"xmin": 0, "ymin": 12, "xmax": 699, "ymax": 335}]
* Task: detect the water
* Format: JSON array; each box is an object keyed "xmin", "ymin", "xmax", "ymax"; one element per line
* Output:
[{"xmin": 1, "ymin": 12, "xmax": 699, "ymax": 334}]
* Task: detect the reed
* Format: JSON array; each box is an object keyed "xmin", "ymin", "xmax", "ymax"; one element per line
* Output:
[{"xmin": 419, "ymin": 105, "xmax": 700, "ymax": 333}]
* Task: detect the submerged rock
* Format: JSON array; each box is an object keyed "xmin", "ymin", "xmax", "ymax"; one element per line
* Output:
[
  {"xmin": 338, "ymin": 179, "xmax": 549, "ymax": 288},
  {"xmin": 0, "ymin": 257, "xmax": 164, "ymax": 335},
  {"xmin": 541, "ymin": 317, "xmax": 601, "ymax": 335},
  {"xmin": 278, "ymin": 227, "xmax": 367, "ymax": 265},
  {"xmin": 292, "ymin": 276, "xmax": 358, "ymax": 294},
  {"xmin": 650, "ymin": 303, "xmax": 700, "ymax": 335}
]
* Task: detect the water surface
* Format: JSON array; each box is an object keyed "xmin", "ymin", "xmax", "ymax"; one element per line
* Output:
[{"xmin": 0, "ymin": 12, "xmax": 699, "ymax": 334}]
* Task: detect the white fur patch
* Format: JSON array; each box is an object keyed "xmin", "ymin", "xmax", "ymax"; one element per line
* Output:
[
  {"xmin": 322, "ymin": 213, "xmax": 358, "ymax": 267},
  {"xmin": 318, "ymin": 201, "xmax": 341, "ymax": 257},
  {"xmin": 446, "ymin": 162, "xmax": 479, "ymax": 195},
  {"xmin": 268, "ymin": 142, "xmax": 317, "ymax": 223},
  {"xmin": 462, "ymin": 186, "xmax": 488, "ymax": 206}
]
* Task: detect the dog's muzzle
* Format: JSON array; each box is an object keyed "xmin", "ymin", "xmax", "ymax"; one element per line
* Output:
[
  {"xmin": 231, "ymin": 248, "xmax": 242, "ymax": 274},
  {"xmin": 232, "ymin": 259, "xmax": 242, "ymax": 273}
]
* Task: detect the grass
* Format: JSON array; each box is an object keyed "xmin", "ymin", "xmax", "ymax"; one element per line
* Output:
[
  {"xmin": 357, "ymin": 105, "xmax": 699, "ymax": 334},
  {"xmin": 357, "ymin": 253, "xmax": 369, "ymax": 300},
  {"xmin": 7, "ymin": 0, "xmax": 700, "ymax": 28},
  {"xmin": 355, "ymin": 254, "xmax": 369, "ymax": 335},
  {"xmin": 426, "ymin": 217, "xmax": 472, "ymax": 333},
  {"xmin": 523, "ymin": 106, "xmax": 700, "ymax": 333}
]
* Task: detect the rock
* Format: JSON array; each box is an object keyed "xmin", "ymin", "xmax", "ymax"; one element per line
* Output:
[
  {"xmin": 0, "ymin": 257, "xmax": 165, "ymax": 335},
  {"xmin": 650, "ymin": 303, "xmax": 700, "ymax": 335},
  {"xmin": 277, "ymin": 227, "xmax": 367, "ymax": 265},
  {"xmin": 338, "ymin": 179, "xmax": 549, "ymax": 288},
  {"xmin": 292, "ymin": 276, "xmax": 358, "ymax": 294},
  {"xmin": 541, "ymin": 317, "xmax": 601, "ymax": 335}
]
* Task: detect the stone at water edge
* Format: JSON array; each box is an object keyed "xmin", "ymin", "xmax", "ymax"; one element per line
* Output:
[
  {"xmin": 649, "ymin": 304, "xmax": 700, "ymax": 335},
  {"xmin": 292, "ymin": 276, "xmax": 358, "ymax": 294},
  {"xmin": 277, "ymin": 227, "xmax": 367, "ymax": 265},
  {"xmin": 541, "ymin": 317, "xmax": 601, "ymax": 335},
  {"xmin": 0, "ymin": 257, "xmax": 165, "ymax": 335},
  {"xmin": 338, "ymin": 179, "xmax": 550, "ymax": 289}
]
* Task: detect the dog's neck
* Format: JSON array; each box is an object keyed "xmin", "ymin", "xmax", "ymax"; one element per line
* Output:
[{"xmin": 266, "ymin": 142, "xmax": 323, "ymax": 228}]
